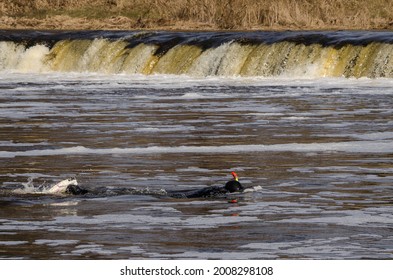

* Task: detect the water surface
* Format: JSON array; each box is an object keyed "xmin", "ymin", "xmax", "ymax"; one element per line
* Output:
[
  {"xmin": 1, "ymin": 73, "xmax": 393, "ymax": 259},
  {"xmin": 1, "ymin": 30, "xmax": 393, "ymax": 259}
]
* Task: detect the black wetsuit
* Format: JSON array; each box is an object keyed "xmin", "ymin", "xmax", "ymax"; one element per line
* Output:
[
  {"xmin": 167, "ymin": 180, "xmax": 244, "ymax": 198},
  {"xmin": 65, "ymin": 185, "xmax": 88, "ymax": 195},
  {"xmin": 167, "ymin": 186, "xmax": 228, "ymax": 198},
  {"xmin": 63, "ymin": 180, "xmax": 244, "ymax": 198}
]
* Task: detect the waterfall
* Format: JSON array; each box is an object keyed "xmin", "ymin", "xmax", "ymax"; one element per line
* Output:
[{"xmin": 0, "ymin": 30, "xmax": 392, "ymax": 78}]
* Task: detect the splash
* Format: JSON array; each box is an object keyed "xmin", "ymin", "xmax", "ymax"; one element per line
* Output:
[
  {"xmin": 0, "ymin": 42, "xmax": 50, "ymax": 73},
  {"xmin": 12, "ymin": 177, "xmax": 49, "ymax": 194},
  {"xmin": 12, "ymin": 177, "xmax": 78, "ymax": 195}
]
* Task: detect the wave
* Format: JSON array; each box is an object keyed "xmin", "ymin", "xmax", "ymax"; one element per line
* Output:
[
  {"xmin": 1, "ymin": 140, "xmax": 392, "ymax": 158},
  {"xmin": 0, "ymin": 30, "xmax": 392, "ymax": 78}
]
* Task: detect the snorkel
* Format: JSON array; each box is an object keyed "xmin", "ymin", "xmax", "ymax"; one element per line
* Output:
[{"xmin": 231, "ymin": 171, "xmax": 239, "ymax": 181}]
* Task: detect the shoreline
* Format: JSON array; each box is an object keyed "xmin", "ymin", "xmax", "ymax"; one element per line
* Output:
[{"xmin": 1, "ymin": 15, "xmax": 392, "ymax": 32}]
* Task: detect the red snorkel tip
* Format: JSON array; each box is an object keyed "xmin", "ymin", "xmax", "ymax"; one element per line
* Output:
[{"xmin": 231, "ymin": 172, "xmax": 238, "ymax": 180}]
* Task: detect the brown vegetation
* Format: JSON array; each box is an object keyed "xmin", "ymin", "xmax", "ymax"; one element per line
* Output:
[{"xmin": 0, "ymin": 0, "xmax": 392, "ymax": 30}]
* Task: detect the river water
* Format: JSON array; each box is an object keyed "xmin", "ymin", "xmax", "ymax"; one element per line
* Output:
[{"xmin": 1, "ymin": 31, "xmax": 393, "ymax": 259}]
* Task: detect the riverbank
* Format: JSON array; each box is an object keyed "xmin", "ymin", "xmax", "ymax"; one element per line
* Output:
[{"xmin": 1, "ymin": 0, "xmax": 392, "ymax": 31}]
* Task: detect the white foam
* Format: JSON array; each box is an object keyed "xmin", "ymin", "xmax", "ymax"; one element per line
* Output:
[
  {"xmin": 1, "ymin": 140, "xmax": 392, "ymax": 158},
  {"xmin": 0, "ymin": 241, "xmax": 28, "ymax": 246},
  {"xmin": 176, "ymin": 166, "xmax": 215, "ymax": 173},
  {"xmin": 180, "ymin": 92, "xmax": 205, "ymax": 99},
  {"xmin": 34, "ymin": 239, "xmax": 79, "ymax": 246},
  {"xmin": 70, "ymin": 244, "xmax": 115, "ymax": 256},
  {"xmin": 0, "ymin": 42, "xmax": 50, "ymax": 73},
  {"xmin": 243, "ymin": 185, "xmax": 263, "ymax": 193},
  {"xmin": 274, "ymin": 208, "xmax": 393, "ymax": 227}
]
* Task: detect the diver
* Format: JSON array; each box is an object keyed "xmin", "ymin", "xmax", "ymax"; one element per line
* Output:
[
  {"xmin": 167, "ymin": 172, "xmax": 245, "ymax": 198},
  {"xmin": 49, "ymin": 172, "xmax": 246, "ymax": 198}
]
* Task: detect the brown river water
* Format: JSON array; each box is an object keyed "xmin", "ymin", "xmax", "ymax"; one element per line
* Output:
[{"xmin": 1, "ymin": 31, "xmax": 393, "ymax": 259}]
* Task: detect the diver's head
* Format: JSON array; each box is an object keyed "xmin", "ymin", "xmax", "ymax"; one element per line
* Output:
[
  {"xmin": 225, "ymin": 172, "xmax": 243, "ymax": 192},
  {"xmin": 225, "ymin": 181, "xmax": 240, "ymax": 192}
]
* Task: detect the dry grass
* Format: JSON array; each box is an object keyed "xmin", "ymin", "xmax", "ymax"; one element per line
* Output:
[
  {"xmin": 149, "ymin": 0, "xmax": 393, "ymax": 29},
  {"xmin": 0, "ymin": 0, "xmax": 392, "ymax": 30}
]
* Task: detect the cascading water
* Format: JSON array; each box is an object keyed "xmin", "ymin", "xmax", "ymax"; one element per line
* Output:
[{"xmin": 0, "ymin": 30, "xmax": 392, "ymax": 78}]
